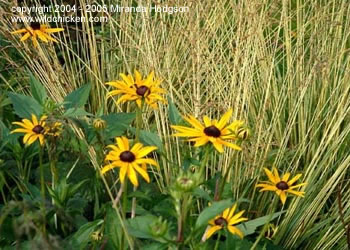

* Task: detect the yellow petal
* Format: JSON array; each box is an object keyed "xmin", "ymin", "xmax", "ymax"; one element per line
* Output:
[
  {"xmin": 287, "ymin": 174, "xmax": 302, "ymax": 186},
  {"xmin": 43, "ymin": 28, "xmax": 64, "ymax": 33},
  {"xmin": 11, "ymin": 28, "xmax": 28, "ymax": 34},
  {"xmin": 20, "ymin": 32, "xmax": 31, "ymax": 42},
  {"xmin": 263, "ymin": 168, "xmax": 276, "ymax": 183},
  {"xmin": 32, "ymin": 35, "xmax": 39, "ymax": 47},
  {"xmin": 127, "ymin": 165, "xmax": 139, "ymax": 187},
  {"xmin": 205, "ymin": 225, "xmax": 222, "ymax": 240},
  {"xmin": 36, "ymin": 30, "xmax": 48, "ymax": 42},
  {"xmin": 227, "ymin": 226, "xmax": 244, "ymax": 239},
  {"xmin": 282, "ymin": 173, "xmax": 291, "ymax": 182},
  {"xmin": 273, "ymin": 168, "xmax": 281, "ymax": 182},
  {"xmin": 217, "ymin": 109, "xmax": 233, "ymax": 130},
  {"xmin": 23, "ymin": 133, "xmax": 33, "ymax": 144},
  {"xmin": 101, "ymin": 164, "xmax": 116, "ymax": 174},
  {"xmin": 279, "ymin": 191, "xmax": 287, "ymax": 204},
  {"xmin": 119, "ymin": 165, "xmax": 127, "ymax": 183},
  {"xmin": 27, "ymin": 134, "xmax": 38, "ymax": 145},
  {"xmin": 135, "ymin": 158, "xmax": 158, "ymax": 166},
  {"xmin": 135, "ymin": 146, "xmax": 157, "ymax": 158},
  {"xmin": 116, "ymin": 137, "xmax": 126, "ymax": 151},
  {"xmin": 133, "ymin": 164, "xmax": 150, "ymax": 183},
  {"xmin": 212, "ymin": 141, "xmax": 224, "ymax": 153},
  {"xmin": 222, "ymin": 207, "xmax": 231, "ymax": 219},
  {"xmin": 11, "ymin": 128, "xmax": 31, "ymax": 133},
  {"xmin": 203, "ymin": 116, "xmax": 212, "ymax": 127},
  {"xmin": 183, "ymin": 115, "xmax": 204, "ymax": 130},
  {"xmin": 192, "ymin": 136, "xmax": 209, "ymax": 147}
]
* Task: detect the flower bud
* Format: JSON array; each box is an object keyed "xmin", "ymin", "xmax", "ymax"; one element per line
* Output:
[
  {"xmin": 93, "ymin": 118, "xmax": 107, "ymax": 130},
  {"xmin": 150, "ymin": 217, "xmax": 168, "ymax": 237}
]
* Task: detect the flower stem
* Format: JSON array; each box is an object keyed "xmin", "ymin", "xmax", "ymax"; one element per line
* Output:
[
  {"xmin": 39, "ymin": 146, "xmax": 46, "ymax": 236},
  {"xmin": 214, "ymin": 231, "xmax": 221, "ymax": 250}
]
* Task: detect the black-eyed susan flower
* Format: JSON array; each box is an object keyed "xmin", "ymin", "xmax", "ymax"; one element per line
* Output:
[
  {"xmin": 256, "ymin": 167, "xmax": 307, "ymax": 204},
  {"xmin": 171, "ymin": 109, "xmax": 243, "ymax": 153},
  {"xmin": 44, "ymin": 121, "xmax": 63, "ymax": 137},
  {"xmin": 205, "ymin": 204, "xmax": 248, "ymax": 240},
  {"xmin": 106, "ymin": 70, "xmax": 166, "ymax": 109},
  {"xmin": 101, "ymin": 137, "xmax": 158, "ymax": 187},
  {"xmin": 11, "ymin": 114, "xmax": 47, "ymax": 146},
  {"xmin": 11, "ymin": 22, "xmax": 64, "ymax": 47}
]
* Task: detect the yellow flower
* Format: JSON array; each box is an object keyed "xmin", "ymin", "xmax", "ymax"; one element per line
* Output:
[
  {"xmin": 106, "ymin": 70, "xmax": 166, "ymax": 109},
  {"xmin": 101, "ymin": 137, "xmax": 158, "ymax": 187},
  {"xmin": 256, "ymin": 167, "xmax": 307, "ymax": 204},
  {"xmin": 205, "ymin": 204, "xmax": 248, "ymax": 240},
  {"xmin": 11, "ymin": 114, "xmax": 47, "ymax": 146},
  {"xmin": 11, "ymin": 22, "xmax": 64, "ymax": 47},
  {"xmin": 45, "ymin": 122, "xmax": 63, "ymax": 137},
  {"xmin": 171, "ymin": 109, "xmax": 242, "ymax": 153}
]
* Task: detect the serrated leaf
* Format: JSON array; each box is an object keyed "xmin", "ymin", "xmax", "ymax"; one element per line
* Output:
[
  {"xmin": 8, "ymin": 92, "xmax": 42, "ymax": 118},
  {"xmin": 236, "ymin": 211, "xmax": 285, "ymax": 236},
  {"xmin": 168, "ymin": 97, "xmax": 183, "ymax": 125},
  {"xmin": 64, "ymin": 83, "xmax": 91, "ymax": 110},
  {"xmin": 69, "ymin": 219, "xmax": 103, "ymax": 250},
  {"xmin": 195, "ymin": 199, "xmax": 234, "ymax": 229},
  {"xmin": 102, "ymin": 113, "xmax": 135, "ymax": 138},
  {"xmin": 64, "ymin": 107, "xmax": 92, "ymax": 117},
  {"xmin": 139, "ymin": 130, "xmax": 163, "ymax": 151},
  {"xmin": 126, "ymin": 214, "xmax": 157, "ymax": 239},
  {"xmin": 29, "ymin": 73, "xmax": 47, "ymax": 105}
]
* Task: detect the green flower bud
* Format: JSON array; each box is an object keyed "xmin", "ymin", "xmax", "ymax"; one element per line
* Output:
[
  {"xmin": 150, "ymin": 217, "xmax": 168, "ymax": 237},
  {"xmin": 93, "ymin": 118, "xmax": 107, "ymax": 130}
]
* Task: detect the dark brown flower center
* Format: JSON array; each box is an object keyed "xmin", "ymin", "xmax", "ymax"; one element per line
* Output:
[
  {"xmin": 214, "ymin": 217, "xmax": 227, "ymax": 226},
  {"xmin": 30, "ymin": 22, "xmax": 41, "ymax": 30},
  {"xmin": 120, "ymin": 151, "xmax": 135, "ymax": 163},
  {"xmin": 136, "ymin": 85, "xmax": 149, "ymax": 96},
  {"xmin": 276, "ymin": 181, "xmax": 289, "ymax": 190},
  {"xmin": 204, "ymin": 125, "xmax": 221, "ymax": 137},
  {"xmin": 32, "ymin": 125, "xmax": 44, "ymax": 134}
]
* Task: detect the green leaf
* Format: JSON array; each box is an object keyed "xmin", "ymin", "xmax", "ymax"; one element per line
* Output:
[
  {"xmin": 139, "ymin": 130, "xmax": 163, "ymax": 151},
  {"xmin": 126, "ymin": 214, "xmax": 158, "ymax": 239},
  {"xmin": 236, "ymin": 211, "xmax": 285, "ymax": 236},
  {"xmin": 168, "ymin": 97, "xmax": 183, "ymax": 125},
  {"xmin": 69, "ymin": 219, "xmax": 103, "ymax": 250},
  {"xmin": 29, "ymin": 73, "xmax": 47, "ymax": 105},
  {"xmin": 104, "ymin": 205, "xmax": 123, "ymax": 249},
  {"xmin": 63, "ymin": 83, "xmax": 91, "ymax": 110},
  {"xmin": 195, "ymin": 199, "xmax": 234, "ymax": 229},
  {"xmin": 8, "ymin": 92, "xmax": 42, "ymax": 118},
  {"xmin": 64, "ymin": 107, "xmax": 92, "ymax": 117},
  {"xmin": 193, "ymin": 187, "xmax": 213, "ymax": 201},
  {"xmin": 102, "ymin": 113, "xmax": 135, "ymax": 138}
]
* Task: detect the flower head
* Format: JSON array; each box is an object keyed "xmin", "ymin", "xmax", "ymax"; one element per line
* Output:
[
  {"xmin": 106, "ymin": 70, "xmax": 166, "ymax": 109},
  {"xmin": 256, "ymin": 167, "xmax": 307, "ymax": 204},
  {"xmin": 205, "ymin": 204, "xmax": 248, "ymax": 240},
  {"xmin": 171, "ymin": 109, "xmax": 243, "ymax": 153},
  {"xmin": 11, "ymin": 114, "xmax": 47, "ymax": 146},
  {"xmin": 45, "ymin": 121, "xmax": 63, "ymax": 137},
  {"xmin": 101, "ymin": 137, "xmax": 158, "ymax": 187},
  {"xmin": 11, "ymin": 22, "xmax": 64, "ymax": 47}
]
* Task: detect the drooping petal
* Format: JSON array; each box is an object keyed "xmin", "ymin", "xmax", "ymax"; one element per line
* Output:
[
  {"xmin": 279, "ymin": 191, "xmax": 287, "ymax": 204},
  {"xmin": 20, "ymin": 32, "xmax": 31, "ymax": 41},
  {"xmin": 127, "ymin": 166, "xmax": 139, "ymax": 187},
  {"xmin": 227, "ymin": 226, "xmax": 244, "ymax": 239},
  {"xmin": 119, "ymin": 165, "xmax": 127, "ymax": 183},
  {"xmin": 11, "ymin": 28, "xmax": 28, "ymax": 34},
  {"xmin": 212, "ymin": 141, "xmax": 224, "ymax": 153},
  {"xmin": 133, "ymin": 164, "xmax": 150, "ymax": 183},
  {"xmin": 205, "ymin": 225, "xmax": 222, "ymax": 239}
]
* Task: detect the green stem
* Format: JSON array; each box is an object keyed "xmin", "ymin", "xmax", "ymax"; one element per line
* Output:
[
  {"xmin": 122, "ymin": 181, "xmax": 128, "ymax": 217},
  {"xmin": 251, "ymin": 197, "xmax": 278, "ymax": 249},
  {"xmin": 39, "ymin": 146, "xmax": 46, "ymax": 236},
  {"xmin": 199, "ymin": 146, "xmax": 211, "ymax": 178},
  {"xmin": 214, "ymin": 231, "xmax": 221, "ymax": 250}
]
